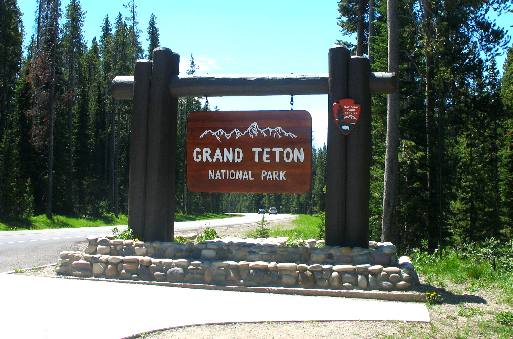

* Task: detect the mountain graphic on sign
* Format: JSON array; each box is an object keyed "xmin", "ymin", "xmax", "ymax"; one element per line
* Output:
[{"xmin": 200, "ymin": 122, "xmax": 298, "ymax": 142}]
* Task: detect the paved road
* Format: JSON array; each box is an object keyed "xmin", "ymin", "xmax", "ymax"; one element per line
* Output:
[
  {"xmin": 0, "ymin": 213, "xmax": 294, "ymax": 272},
  {"xmin": 0, "ymin": 274, "xmax": 430, "ymax": 339}
]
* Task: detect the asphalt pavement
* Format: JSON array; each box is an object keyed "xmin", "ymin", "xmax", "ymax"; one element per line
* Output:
[{"xmin": 0, "ymin": 213, "xmax": 294, "ymax": 272}]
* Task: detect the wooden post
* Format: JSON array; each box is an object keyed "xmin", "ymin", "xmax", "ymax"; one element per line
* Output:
[
  {"xmin": 144, "ymin": 48, "xmax": 179, "ymax": 241},
  {"xmin": 326, "ymin": 46, "xmax": 350, "ymax": 246},
  {"xmin": 128, "ymin": 60, "xmax": 152, "ymax": 239},
  {"xmin": 346, "ymin": 56, "xmax": 372, "ymax": 248}
]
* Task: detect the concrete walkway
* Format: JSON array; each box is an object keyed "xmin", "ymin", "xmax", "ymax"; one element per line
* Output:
[{"xmin": 0, "ymin": 274, "xmax": 429, "ymax": 339}]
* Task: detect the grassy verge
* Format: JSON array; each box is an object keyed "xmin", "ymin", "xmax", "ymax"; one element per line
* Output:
[
  {"xmin": 392, "ymin": 248, "xmax": 513, "ymax": 338},
  {"xmin": 175, "ymin": 213, "xmax": 239, "ymax": 222},
  {"xmin": 269, "ymin": 214, "xmax": 322, "ymax": 239},
  {"xmin": 0, "ymin": 213, "xmax": 240, "ymax": 231},
  {"xmin": 0, "ymin": 214, "xmax": 128, "ymax": 231},
  {"xmin": 244, "ymin": 214, "xmax": 322, "ymax": 240}
]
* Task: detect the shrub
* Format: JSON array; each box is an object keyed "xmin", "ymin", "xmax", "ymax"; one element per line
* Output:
[
  {"xmin": 425, "ymin": 291, "xmax": 443, "ymax": 305},
  {"xmin": 112, "ymin": 227, "xmax": 138, "ymax": 241},
  {"xmin": 316, "ymin": 212, "xmax": 325, "ymax": 240},
  {"xmin": 196, "ymin": 227, "xmax": 218, "ymax": 243},
  {"xmin": 255, "ymin": 214, "xmax": 270, "ymax": 238}
]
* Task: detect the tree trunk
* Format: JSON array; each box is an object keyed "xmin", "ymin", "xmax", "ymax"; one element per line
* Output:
[
  {"xmin": 357, "ymin": 0, "xmax": 365, "ymax": 56},
  {"xmin": 421, "ymin": 0, "xmax": 437, "ymax": 249},
  {"xmin": 368, "ymin": 0, "xmax": 374, "ymax": 59},
  {"xmin": 381, "ymin": 0, "xmax": 400, "ymax": 242},
  {"xmin": 111, "ymin": 105, "xmax": 118, "ymax": 215}
]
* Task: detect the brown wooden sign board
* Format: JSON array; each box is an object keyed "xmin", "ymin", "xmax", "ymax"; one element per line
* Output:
[{"xmin": 186, "ymin": 110, "xmax": 312, "ymax": 193}]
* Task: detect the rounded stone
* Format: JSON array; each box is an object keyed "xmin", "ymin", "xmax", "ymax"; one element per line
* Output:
[
  {"xmin": 281, "ymin": 273, "xmax": 298, "ymax": 286},
  {"xmin": 71, "ymin": 260, "xmax": 91, "ymax": 271},
  {"xmin": 342, "ymin": 273, "xmax": 356, "ymax": 285},
  {"xmin": 398, "ymin": 256, "xmax": 412, "ymax": 265},
  {"xmin": 96, "ymin": 245, "xmax": 110, "ymax": 255},
  {"xmin": 357, "ymin": 274, "xmax": 368, "ymax": 289},
  {"xmin": 97, "ymin": 238, "xmax": 110, "ymax": 246},
  {"xmin": 402, "ymin": 273, "xmax": 412, "ymax": 283},
  {"xmin": 381, "ymin": 281, "xmax": 393, "ymax": 290},
  {"xmin": 395, "ymin": 281, "xmax": 411, "ymax": 290},
  {"xmin": 111, "ymin": 239, "xmax": 124, "ymax": 245},
  {"xmin": 277, "ymin": 263, "xmax": 297, "ymax": 271},
  {"xmin": 368, "ymin": 275, "xmax": 379, "ymax": 290},
  {"xmin": 149, "ymin": 264, "xmax": 161, "ymax": 274},
  {"xmin": 332, "ymin": 265, "xmax": 355, "ymax": 273},
  {"xmin": 298, "ymin": 271, "xmax": 315, "ymax": 288},
  {"xmin": 84, "ymin": 245, "xmax": 97, "ymax": 255},
  {"xmin": 166, "ymin": 267, "xmax": 185, "ymax": 282},
  {"xmin": 190, "ymin": 261, "xmax": 202, "ymax": 268},
  {"xmin": 389, "ymin": 273, "xmax": 401, "ymax": 283},
  {"xmin": 381, "ymin": 243, "xmax": 397, "ymax": 255},
  {"xmin": 154, "ymin": 272, "xmax": 166, "ymax": 282},
  {"xmin": 134, "ymin": 247, "xmax": 147, "ymax": 256},
  {"xmin": 105, "ymin": 264, "xmax": 118, "ymax": 277},
  {"xmin": 329, "ymin": 272, "xmax": 341, "ymax": 288},
  {"xmin": 341, "ymin": 247, "xmax": 352, "ymax": 255},
  {"xmin": 123, "ymin": 263, "xmax": 139, "ymax": 273},
  {"xmin": 123, "ymin": 256, "xmax": 140, "ymax": 263},
  {"xmin": 201, "ymin": 249, "xmax": 217, "ymax": 259},
  {"xmin": 342, "ymin": 282, "xmax": 353, "ymax": 290},
  {"xmin": 249, "ymin": 261, "xmax": 268, "ymax": 270},
  {"xmin": 139, "ymin": 257, "xmax": 152, "ymax": 266},
  {"xmin": 92, "ymin": 263, "xmax": 106, "ymax": 276},
  {"xmin": 355, "ymin": 264, "xmax": 371, "ymax": 273},
  {"xmin": 297, "ymin": 264, "xmax": 308, "ymax": 272},
  {"xmin": 225, "ymin": 261, "xmax": 239, "ymax": 269},
  {"xmin": 308, "ymin": 264, "xmax": 323, "ymax": 271},
  {"xmin": 383, "ymin": 267, "xmax": 401, "ymax": 274},
  {"xmin": 316, "ymin": 278, "xmax": 329, "ymax": 288},
  {"xmin": 108, "ymin": 256, "xmax": 122, "ymax": 264},
  {"xmin": 238, "ymin": 261, "xmax": 250, "ymax": 270},
  {"xmin": 268, "ymin": 262, "xmax": 278, "ymax": 271},
  {"xmin": 174, "ymin": 259, "xmax": 190, "ymax": 268},
  {"xmin": 368, "ymin": 265, "xmax": 383, "ymax": 274}
]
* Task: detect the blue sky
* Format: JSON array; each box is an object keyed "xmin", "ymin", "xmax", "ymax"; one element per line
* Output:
[{"xmin": 18, "ymin": 0, "xmax": 513, "ymax": 148}]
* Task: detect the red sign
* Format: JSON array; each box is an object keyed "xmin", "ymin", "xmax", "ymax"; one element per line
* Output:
[
  {"xmin": 332, "ymin": 98, "xmax": 361, "ymax": 135},
  {"xmin": 186, "ymin": 110, "xmax": 312, "ymax": 193}
]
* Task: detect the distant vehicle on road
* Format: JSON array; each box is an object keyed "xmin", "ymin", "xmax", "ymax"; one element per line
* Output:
[
  {"xmin": 258, "ymin": 208, "xmax": 265, "ymax": 214},
  {"xmin": 269, "ymin": 207, "xmax": 278, "ymax": 214}
]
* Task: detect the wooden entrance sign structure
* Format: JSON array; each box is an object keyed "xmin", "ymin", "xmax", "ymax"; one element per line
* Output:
[{"xmin": 112, "ymin": 47, "xmax": 396, "ymax": 246}]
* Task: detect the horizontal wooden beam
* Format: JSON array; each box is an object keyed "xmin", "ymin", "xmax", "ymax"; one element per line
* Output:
[
  {"xmin": 112, "ymin": 72, "xmax": 396, "ymax": 100},
  {"xmin": 112, "ymin": 76, "xmax": 135, "ymax": 100}
]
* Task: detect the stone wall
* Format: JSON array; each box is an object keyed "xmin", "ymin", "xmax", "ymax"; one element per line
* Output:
[{"xmin": 56, "ymin": 237, "xmax": 419, "ymax": 291}]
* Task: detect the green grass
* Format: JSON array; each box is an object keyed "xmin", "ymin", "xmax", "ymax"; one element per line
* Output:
[
  {"xmin": 411, "ymin": 248, "xmax": 513, "ymax": 306},
  {"xmin": 269, "ymin": 214, "xmax": 322, "ymax": 240},
  {"xmin": 0, "ymin": 214, "xmax": 128, "ymax": 231},
  {"xmin": 174, "ymin": 213, "xmax": 239, "ymax": 222},
  {"xmin": 0, "ymin": 212, "xmax": 239, "ymax": 231}
]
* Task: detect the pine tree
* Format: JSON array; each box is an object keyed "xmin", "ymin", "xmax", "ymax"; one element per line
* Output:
[
  {"xmin": 0, "ymin": 0, "xmax": 24, "ymax": 219},
  {"xmin": 146, "ymin": 13, "xmax": 159, "ymax": 60},
  {"xmin": 28, "ymin": 0, "xmax": 61, "ymax": 218},
  {"xmin": 59, "ymin": 0, "xmax": 86, "ymax": 213}
]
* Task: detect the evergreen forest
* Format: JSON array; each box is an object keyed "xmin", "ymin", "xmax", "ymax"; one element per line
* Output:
[{"xmin": 1, "ymin": 0, "xmax": 512, "ymax": 251}]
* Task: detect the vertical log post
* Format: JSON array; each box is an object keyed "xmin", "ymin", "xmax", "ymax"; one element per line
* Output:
[
  {"xmin": 346, "ymin": 56, "xmax": 372, "ymax": 248},
  {"xmin": 144, "ymin": 48, "xmax": 180, "ymax": 241},
  {"xmin": 326, "ymin": 46, "xmax": 350, "ymax": 246},
  {"xmin": 128, "ymin": 60, "xmax": 152, "ymax": 239}
]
